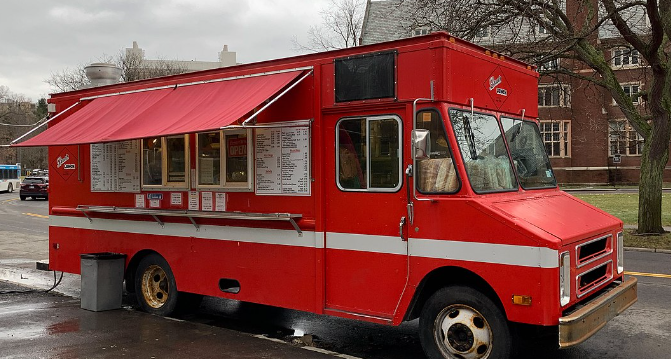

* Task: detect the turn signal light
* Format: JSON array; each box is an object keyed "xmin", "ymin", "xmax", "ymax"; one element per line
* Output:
[{"xmin": 512, "ymin": 295, "xmax": 532, "ymax": 306}]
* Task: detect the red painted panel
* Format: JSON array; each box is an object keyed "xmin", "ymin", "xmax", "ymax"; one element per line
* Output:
[
  {"xmin": 406, "ymin": 257, "xmax": 558, "ymax": 326},
  {"xmin": 49, "ymin": 226, "xmax": 317, "ymax": 311},
  {"xmin": 490, "ymin": 192, "xmax": 621, "ymax": 244},
  {"xmin": 325, "ymin": 249, "xmax": 407, "ymax": 318}
]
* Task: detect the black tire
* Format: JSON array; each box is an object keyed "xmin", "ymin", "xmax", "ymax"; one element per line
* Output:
[
  {"xmin": 176, "ymin": 292, "xmax": 204, "ymax": 314},
  {"xmin": 134, "ymin": 253, "xmax": 179, "ymax": 316},
  {"xmin": 7, "ymin": 184, "xmax": 13, "ymax": 193},
  {"xmin": 419, "ymin": 286, "xmax": 512, "ymax": 359},
  {"xmin": 20, "ymin": 195, "xmax": 26, "ymax": 201}
]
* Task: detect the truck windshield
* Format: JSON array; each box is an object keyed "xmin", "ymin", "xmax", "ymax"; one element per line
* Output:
[
  {"xmin": 500, "ymin": 117, "xmax": 557, "ymax": 189},
  {"xmin": 448, "ymin": 109, "xmax": 517, "ymax": 193}
]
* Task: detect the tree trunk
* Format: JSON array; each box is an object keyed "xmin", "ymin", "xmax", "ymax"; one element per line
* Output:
[
  {"xmin": 637, "ymin": 144, "xmax": 667, "ymax": 234},
  {"xmin": 637, "ymin": 63, "xmax": 671, "ymax": 234}
]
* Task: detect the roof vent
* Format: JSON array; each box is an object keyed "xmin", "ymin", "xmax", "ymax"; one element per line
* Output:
[{"xmin": 84, "ymin": 63, "xmax": 122, "ymax": 88}]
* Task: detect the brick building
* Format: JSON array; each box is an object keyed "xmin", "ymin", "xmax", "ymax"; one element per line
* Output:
[{"xmin": 360, "ymin": 0, "xmax": 671, "ymax": 184}]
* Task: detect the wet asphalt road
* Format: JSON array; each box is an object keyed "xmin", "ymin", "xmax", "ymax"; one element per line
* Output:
[{"xmin": 1, "ymin": 191, "xmax": 671, "ymax": 358}]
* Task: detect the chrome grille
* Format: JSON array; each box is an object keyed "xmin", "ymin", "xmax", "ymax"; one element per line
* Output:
[{"xmin": 576, "ymin": 235, "xmax": 612, "ymax": 268}]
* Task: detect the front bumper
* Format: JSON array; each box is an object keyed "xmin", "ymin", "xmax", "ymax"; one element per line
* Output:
[
  {"xmin": 20, "ymin": 191, "xmax": 48, "ymax": 197},
  {"xmin": 558, "ymin": 276, "xmax": 637, "ymax": 348}
]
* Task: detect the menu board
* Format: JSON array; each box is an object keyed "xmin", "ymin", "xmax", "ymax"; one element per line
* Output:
[
  {"xmin": 91, "ymin": 141, "xmax": 141, "ymax": 192},
  {"xmin": 255, "ymin": 126, "xmax": 310, "ymax": 196}
]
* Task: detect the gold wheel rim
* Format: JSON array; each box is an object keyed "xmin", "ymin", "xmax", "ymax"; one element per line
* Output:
[{"xmin": 141, "ymin": 264, "xmax": 169, "ymax": 309}]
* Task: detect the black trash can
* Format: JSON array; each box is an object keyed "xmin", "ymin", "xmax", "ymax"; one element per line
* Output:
[{"xmin": 80, "ymin": 253, "xmax": 126, "ymax": 312}]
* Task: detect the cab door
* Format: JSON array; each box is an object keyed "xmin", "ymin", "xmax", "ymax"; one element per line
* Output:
[
  {"xmin": 323, "ymin": 113, "xmax": 409, "ymax": 320},
  {"xmin": 407, "ymin": 107, "xmax": 462, "ymax": 252}
]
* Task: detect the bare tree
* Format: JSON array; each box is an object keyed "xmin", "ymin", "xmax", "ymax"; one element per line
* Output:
[
  {"xmin": 0, "ymin": 87, "xmax": 48, "ymax": 168},
  {"xmin": 45, "ymin": 66, "xmax": 91, "ymax": 93},
  {"xmin": 405, "ymin": 0, "xmax": 670, "ymax": 234},
  {"xmin": 118, "ymin": 50, "xmax": 187, "ymax": 82},
  {"xmin": 293, "ymin": 0, "xmax": 366, "ymax": 52},
  {"xmin": 46, "ymin": 50, "xmax": 188, "ymax": 93}
]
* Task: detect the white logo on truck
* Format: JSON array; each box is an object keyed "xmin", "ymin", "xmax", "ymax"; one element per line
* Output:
[{"xmin": 57, "ymin": 154, "xmax": 70, "ymax": 168}]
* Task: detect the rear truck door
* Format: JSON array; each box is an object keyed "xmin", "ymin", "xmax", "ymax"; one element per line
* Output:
[{"xmin": 323, "ymin": 113, "xmax": 409, "ymax": 321}]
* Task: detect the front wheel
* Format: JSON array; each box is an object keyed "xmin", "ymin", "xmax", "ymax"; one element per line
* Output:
[
  {"xmin": 419, "ymin": 286, "xmax": 512, "ymax": 359},
  {"xmin": 135, "ymin": 253, "xmax": 179, "ymax": 316}
]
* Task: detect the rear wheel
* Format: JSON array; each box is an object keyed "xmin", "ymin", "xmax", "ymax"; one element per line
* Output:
[
  {"xmin": 419, "ymin": 286, "xmax": 512, "ymax": 359},
  {"xmin": 20, "ymin": 195, "xmax": 26, "ymax": 201},
  {"xmin": 135, "ymin": 254, "xmax": 179, "ymax": 316}
]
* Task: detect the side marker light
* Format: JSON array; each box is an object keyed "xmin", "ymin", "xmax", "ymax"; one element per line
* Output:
[{"xmin": 512, "ymin": 295, "xmax": 532, "ymax": 306}]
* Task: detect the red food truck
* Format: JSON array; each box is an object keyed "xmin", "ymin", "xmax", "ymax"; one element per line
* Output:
[{"xmin": 15, "ymin": 32, "xmax": 636, "ymax": 358}]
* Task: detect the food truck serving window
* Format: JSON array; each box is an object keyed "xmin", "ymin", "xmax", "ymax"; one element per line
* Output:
[
  {"xmin": 197, "ymin": 129, "xmax": 253, "ymax": 191},
  {"xmin": 197, "ymin": 132, "xmax": 221, "ymax": 186},
  {"xmin": 415, "ymin": 110, "xmax": 460, "ymax": 193},
  {"xmin": 448, "ymin": 109, "xmax": 517, "ymax": 193},
  {"xmin": 337, "ymin": 115, "xmax": 402, "ymax": 192},
  {"xmin": 142, "ymin": 135, "xmax": 189, "ymax": 188}
]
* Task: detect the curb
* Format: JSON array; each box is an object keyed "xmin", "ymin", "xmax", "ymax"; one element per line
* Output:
[
  {"xmin": 0, "ymin": 264, "xmax": 81, "ymax": 298},
  {"xmin": 624, "ymin": 247, "xmax": 671, "ymax": 254}
]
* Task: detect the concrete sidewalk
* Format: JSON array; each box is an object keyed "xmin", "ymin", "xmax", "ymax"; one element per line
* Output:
[
  {"xmin": 0, "ymin": 231, "xmax": 347, "ymax": 359},
  {"xmin": 0, "ymin": 281, "xmax": 341, "ymax": 359}
]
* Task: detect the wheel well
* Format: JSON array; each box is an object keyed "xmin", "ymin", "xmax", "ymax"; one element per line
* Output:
[
  {"xmin": 404, "ymin": 266, "xmax": 505, "ymax": 322},
  {"xmin": 124, "ymin": 249, "xmax": 161, "ymax": 293}
]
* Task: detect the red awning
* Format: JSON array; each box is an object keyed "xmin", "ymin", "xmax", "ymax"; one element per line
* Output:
[{"xmin": 15, "ymin": 70, "xmax": 304, "ymax": 147}]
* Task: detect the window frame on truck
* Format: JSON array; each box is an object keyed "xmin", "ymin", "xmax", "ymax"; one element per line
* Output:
[
  {"xmin": 447, "ymin": 108, "xmax": 518, "ymax": 194},
  {"xmin": 195, "ymin": 129, "xmax": 254, "ymax": 191},
  {"xmin": 141, "ymin": 134, "xmax": 190, "ymax": 189},
  {"xmin": 414, "ymin": 108, "xmax": 461, "ymax": 195},
  {"xmin": 336, "ymin": 115, "xmax": 403, "ymax": 192},
  {"xmin": 334, "ymin": 51, "xmax": 397, "ymax": 103}
]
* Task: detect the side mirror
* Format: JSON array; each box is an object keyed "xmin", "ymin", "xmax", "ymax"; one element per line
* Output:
[{"xmin": 412, "ymin": 129, "xmax": 431, "ymax": 159}]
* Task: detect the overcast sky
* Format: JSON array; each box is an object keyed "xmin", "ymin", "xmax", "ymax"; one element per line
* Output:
[{"xmin": 0, "ymin": 0, "xmax": 332, "ymax": 102}]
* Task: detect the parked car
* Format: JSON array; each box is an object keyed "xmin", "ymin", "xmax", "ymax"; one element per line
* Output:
[{"xmin": 20, "ymin": 176, "xmax": 49, "ymax": 200}]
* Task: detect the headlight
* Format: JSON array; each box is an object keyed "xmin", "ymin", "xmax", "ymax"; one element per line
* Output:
[
  {"xmin": 560, "ymin": 251, "xmax": 571, "ymax": 306},
  {"xmin": 617, "ymin": 231, "xmax": 624, "ymax": 274}
]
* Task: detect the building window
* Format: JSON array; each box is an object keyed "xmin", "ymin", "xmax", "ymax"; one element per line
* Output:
[
  {"xmin": 538, "ymin": 58, "xmax": 559, "ymax": 71},
  {"xmin": 142, "ymin": 135, "xmax": 189, "ymax": 188},
  {"xmin": 538, "ymin": 84, "xmax": 570, "ymax": 107},
  {"xmin": 540, "ymin": 121, "xmax": 571, "ymax": 157},
  {"xmin": 538, "ymin": 24, "xmax": 549, "ymax": 35},
  {"xmin": 612, "ymin": 47, "xmax": 640, "ymax": 67},
  {"xmin": 475, "ymin": 26, "xmax": 492, "ymax": 39},
  {"xmin": 337, "ymin": 115, "xmax": 402, "ymax": 191},
  {"xmin": 609, "ymin": 120, "xmax": 643, "ymax": 156},
  {"xmin": 411, "ymin": 28, "xmax": 430, "ymax": 37},
  {"xmin": 613, "ymin": 83, "xmax": 641, "ymax": 105}
]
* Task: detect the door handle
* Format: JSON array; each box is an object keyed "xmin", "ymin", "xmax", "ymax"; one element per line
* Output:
[{"xmin": 399, "ymin": 216, "xmax": 407, "ymax": 241}]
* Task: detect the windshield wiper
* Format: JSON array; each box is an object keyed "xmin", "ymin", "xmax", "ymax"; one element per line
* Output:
[{"xmin": 462, "ymin": 116, "xmax": 478, "ymax": 160}]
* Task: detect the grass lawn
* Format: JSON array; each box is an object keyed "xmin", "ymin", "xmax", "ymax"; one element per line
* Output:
[
  {"xmin": 623, "ymin": 231, "xmax": 671, "ymax": 250},
  {"xmin": 573, "ymin": 193, "xmax": 671, "ymax": 225},
  {"xmin": 573, "ymin": 193, "xmax": 671, "ymax": 250}
]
